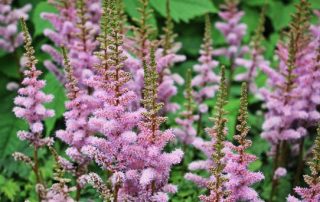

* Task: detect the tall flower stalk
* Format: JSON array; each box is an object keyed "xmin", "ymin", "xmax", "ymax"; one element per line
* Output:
[
  {"xmin": 185, "ymin": 67, "xmax": 232, "ymax": 202},
  {"xmin": 258, "ymin": 0, "xmax": 313, "ymax": 200},
  {"xmin": 42, "ymin": 0, "xmax": 101, "ymax": 85},
  {"xmin": 12, "ymin": 18, "xmax": 55, "ymax": 200},
  {"xmin": 192, "ymin": 14, "xmax": 220, "ymax": 134},
  {"xmin": 287, "ymin": 126, "xmax": 320, "ymax": 202},
  {"xmin": 224, "ymin": 83, "xmax": 264, "ymax": 201},
  {"xmin": 0, "ymin": 0, "xmax": 31, "ymax": 52},
  {"xmin": 215, "ymin": 0, "xmax": 248, "ymax": 87},
  {"xmin": 235, "ymin": 8, "xmax": 270, "ymax": 93},
  {"xmin": 174, "ymin": 69, "xmax": 198, "ymax": 144}
]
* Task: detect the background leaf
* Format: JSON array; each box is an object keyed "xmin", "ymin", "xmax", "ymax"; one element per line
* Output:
[
  {"xmin": 150, "ymin": 0, "xmax": 217, "ymax": 23},
  {"xmin": 43, "ymin": 72, "xmax": 67, "ymax": 135},
  {"xmin": 32, "ymin": 2, "xmax": 57, "ymax": 37}
]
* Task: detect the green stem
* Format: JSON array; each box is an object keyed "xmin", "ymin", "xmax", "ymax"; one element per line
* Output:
[{"xmin": 293, "ymin": 138, "xmax": 304, "ymax": 188}]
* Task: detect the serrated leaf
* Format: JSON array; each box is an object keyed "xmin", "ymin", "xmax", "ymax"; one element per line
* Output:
[
  {"xmin": 0, "ymin": 179, "xmax": 20, "ymax": 201},
  {"xmin": 43, "ymin": 72, "xmax": 67, "ymax": 135},
  {"xmin": 32, "ymin": 2, "xmax": 57, "ymax": 37},
  {"xmin": 150, "ymin": 0, "xmax": 217, "ymax": 23}
]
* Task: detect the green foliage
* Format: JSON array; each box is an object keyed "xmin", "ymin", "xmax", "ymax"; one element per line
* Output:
[
  {"xmin": 0, "ymin": 76, "xmax": 27, "ymax": 160},
  {"xmin": 0, "ymin": 175, "xmax": 20, "ymax": 201},
  {"xmin": 32, "ymin": 2, "xmax": 57, "ymax": 37},
  {"xmin": 43, "ymin": 72, "xmax": 67, "ymax": 135},
  {"xmin": 150, "ymin": 0, "xmax": 217, "ymax": 23}
]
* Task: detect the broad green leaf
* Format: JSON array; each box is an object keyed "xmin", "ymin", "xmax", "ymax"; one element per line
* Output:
[
  {"xmin": 242, "ymin": 6, "xmax": 260, "ymax": 36},
  {"xmin": 150, "ymin": 0, "xmax": 217, "ymax": 23},
  {"xmin": 43, "ymin": 72, "xmax": 67, "ymax": 135},
  {"xmin": 267, "ymin": 1, "xmax": 295, "ymax": 31},
  {"xmin": 243, "ymin": 0, "xmax": 271, "ymax": 6},
  {"xmin": 32, "ymin": 2, "xmax": 57, "ymax": 37}
]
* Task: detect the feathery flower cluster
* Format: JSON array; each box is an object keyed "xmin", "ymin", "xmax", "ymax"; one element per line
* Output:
[
  {"xmin": 198, "ymin": 67, "xmax": 231, "ymax": 202},
  {"xmin": 155, "ymin": 0, "xmax": 186, "ymax": 113},
  {"xmin": 37, "ymin": 147, "xmax": 76, "ymax": 202},
  {"xmin": 186, "ymin": 70, "xmax": 264, "ymax": 201},
  {"xmin": 235, "ymin": 10, "xmax": 271, "ymax": 93},
  {"xmin": 125, "ymin": 0, "xmax": 186, "ymax": 113},
  {"xmin": 215, "ymin": 0, "xmax": 248, "ymax": 83},
  {"xmin": 260, "ymin": 0, "xmax": 315, "ymax": 154},
  {"xmin": 56, "ymin": 48, "xmax": 97, "ymax": 165},
  {"xmin": 224, "ymin": 83, "xmax": 264, "ymax": 201},
  {"xmin": 13, "ymin": 18, "xmax": 55, "ymax": 147},
  {"xmin": 185, "ymin": 67, "xmax": 231, "ymax": 201},
  {"xmin": 120, "ymin": 45, "xmax": 183, "ymax": 201},
  {"xmin": 42, "ymin": 0, "xmax": 101, "ymax": 85},
  {"xmin": 192, "ymin": 14, "xmax": 220, "ymax": 113},
  {"xmin": 174, "ymin": 70, "xmax": 198, "ymax": 144},
  {"xmin": 80, "ymin": 0, "xmax": 141, "ymax": 173},
  {"xmin": 0, "ymin": 0, "xmax": 31, "ymax": 52},
  {"xmin": 12, "ymin": 18, "xmax": 55, "ymax": 201},
  {"xmin": 287, "ymin": 126, "xmax": 320, "ymax": 202}
]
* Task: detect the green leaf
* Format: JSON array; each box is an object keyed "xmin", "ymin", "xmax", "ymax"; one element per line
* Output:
[
  {"xmin": 123, "ymin": 0, "xmax": 158, "ymax": 31},
  {"xmin": 242, "ymin": 6, "xmax": 260, "ymax": 36},
  {"xmin": 0, "ymin": 179, "xmax": 20, "ymax": 201},
  {"xmin": 225, "ymin": 98, "xmax": 240, "ymax": 139},
  {"xmin": 32, "ymin": 2, "xmax": 58, "ymax": 37},
  {"xmin": 267, "ymin": 1, "xmax": 295, "ymax": 31},
  {"xmin": 243, "ymin": 0, "xmax": 271, "ymax": 6},
  {"xmin": 150, "ymin": 0, "xmax": 217, "ymax": 23},
  {"xmin": 249, "ymin": 160, "xmax": 262, "ymax": 171},
  {"xmin": 0, "ymin": 54, "xmax": 21, "ymax": 79},
  {"xmin": 43, "ymin": 72, "xmax": 67, "ymax": 135},
  {"xmin": 0, "ymin": 83, "xmax": 27, "ymax": 159}
]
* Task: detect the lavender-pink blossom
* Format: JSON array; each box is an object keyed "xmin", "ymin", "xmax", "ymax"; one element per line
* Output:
[{"xmin": 0, "ymin": 0, "xmax": 31, "ymax": 52}]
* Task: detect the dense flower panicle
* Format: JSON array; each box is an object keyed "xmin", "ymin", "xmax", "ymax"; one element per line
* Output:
[
  {"xmin": 42, "ymin": 0, "xmax": 101, "ymax": 85},
  {"xmin": 0, "ymin": 0, "xmax": 31, "ymax": 52},
  {"xmin": 38, "ymin": 147, "xmax": 76, "ymax": 202},
  {"xmin": 186, "ymin": 67, "xmax": 232, "ymax": 202},
  {"xmin": 224, "ymin": 83, "xmax": 264, "ymax": 201},
  {"xmin": 199, "ymin": 67, "xmax": 232, "ymax": 202},
  {"xmin": 13, "ymin": 18, "xmax": 55, "ymax": 146},
  {"xmin": 235, "ymin": 10, "xmax": 271, "ymax": 93},
  {"xmin": 82, "ymin": 0, "xmax": 141, "ymax": 168},
  {"xmin": 192, "ymin": 14, "xmax": 220, "ymax": 113},
  {"xmin": 55, "ymin": 48, "xmax": 97, "ymax": 164},
  {"xmin": 156, "ymin": 44, "xmax": 186, "ymax": 113},
  {"xmin": 79, "ymin": 173, "xmax": 112, "ymax": 200},
  {"xmin": 259, "ymin": 0, "xmax": 317, "ymax": 154},
  {"xmin": 174, "ymin": 69, "xmax": 198, "ymax": 144},
  {"xmin": 214, "ymin": 0, "xmax": 248, "ymax": 62},
  {"xmin": 155, "ymin": 0, "xmax": 186, "ymax": 113},
  {"xmin": 124, "ymin": 0, "xmax": 186, "ymax": 113},
  {"xmin": 287, "ymin": 126, "xmax": 320, "ymax": 202},
  {"xmin": 110, "ymin": 46, "xmax": 183, "ymax": 201}
]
